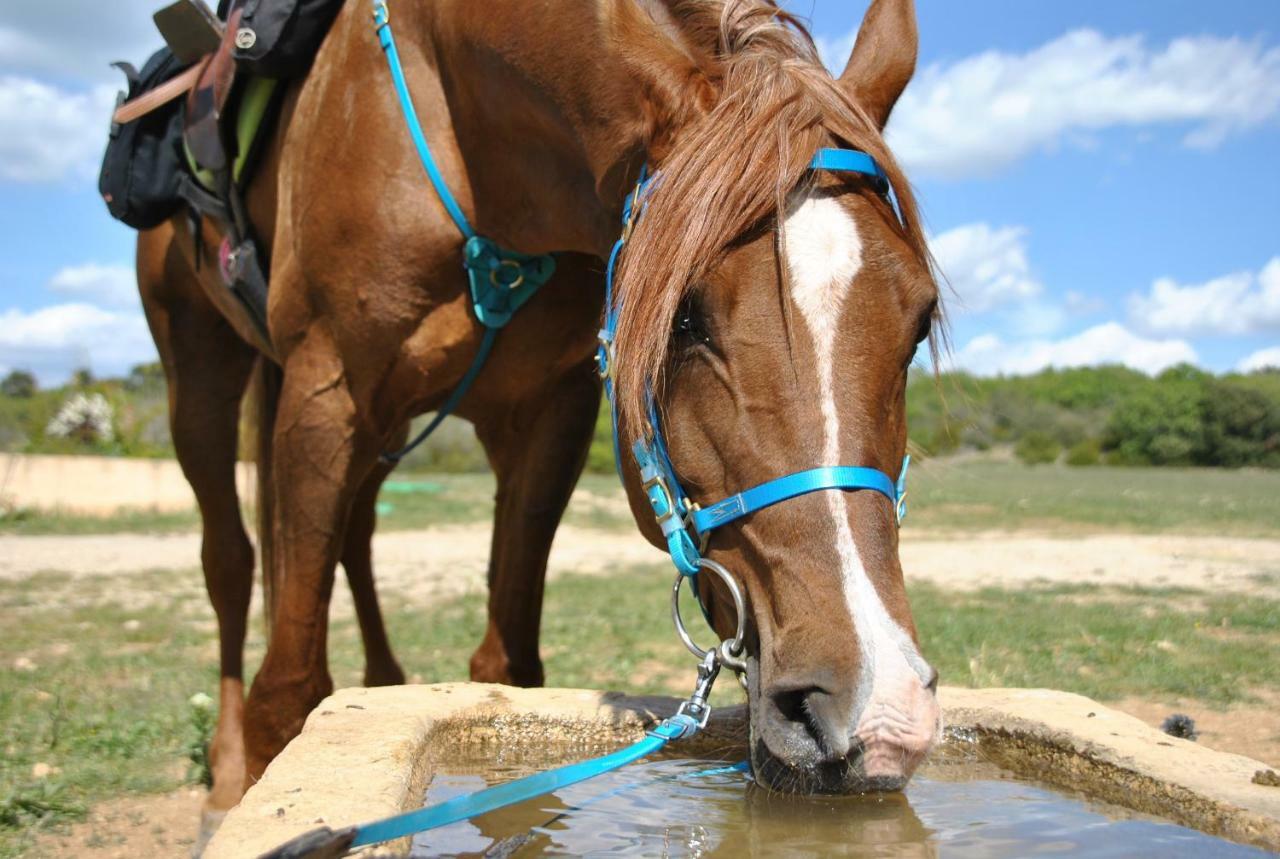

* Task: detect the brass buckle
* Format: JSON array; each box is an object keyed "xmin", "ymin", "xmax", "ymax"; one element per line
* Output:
[
  {"xmin": 372, "ymin": 0, "xmax": 389, "ymax": 26},
  {"xmin": 642, "ymin": 474, "xmax": 676, "ymax": 525},
  {"xmin": 685, "ymin": 501, "xmax": 710, "ymax": 553}
]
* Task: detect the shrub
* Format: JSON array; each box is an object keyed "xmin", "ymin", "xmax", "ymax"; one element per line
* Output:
[
  {"xmin": 1015, "ymin": 431, "xmax": 1060, "ymax": 465},
  {"xmin": 1065, "ymin": 438, "xmax": 1102, "ymax": 466},
  {"xmin": 45, "ymin": 393, "xmax": 114, "ymax": 445}
]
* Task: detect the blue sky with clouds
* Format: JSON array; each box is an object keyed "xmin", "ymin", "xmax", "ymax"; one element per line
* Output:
[{"xmin": 1, "ymin": 0, "xmax": 1278, "ymax": 384}]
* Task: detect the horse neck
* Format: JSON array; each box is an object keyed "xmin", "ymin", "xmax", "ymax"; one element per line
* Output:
[{"xmin": 410, "ymin": 0, "xmax": 694, "ymax": 257}]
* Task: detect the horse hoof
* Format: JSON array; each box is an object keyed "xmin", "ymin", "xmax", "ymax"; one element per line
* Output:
[{"xmin": 193, "ymin": 808, "xmax": 227, "ymax": 858}]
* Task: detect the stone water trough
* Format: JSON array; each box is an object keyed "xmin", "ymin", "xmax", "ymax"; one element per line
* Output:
[{"xmin": 206, "ymin": 684, "xmax": 1280, "ymax": 857}]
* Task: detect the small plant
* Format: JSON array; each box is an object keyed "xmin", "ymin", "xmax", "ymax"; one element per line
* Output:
[
  {"xmin": 0, "ymin": 779, "xmax": 84, "ymax": 830},
  {"xmin": 1014, "ymin": 431, "xmax": 1060, "ymax": 465},
  {"xmin": 45, "ymin": 393, "xmax": 114, "ymax": 445},
  {"xmin": 1161, "ymin": 713, "xmax": 1198, "ymax": 741},
  {"xmin": 1065, "ymin": 438, "xmax": 1102, "ymax": 467},
  {"xmin": 186, "ymin": 692, "xmax": 216, "ymax": 787}
]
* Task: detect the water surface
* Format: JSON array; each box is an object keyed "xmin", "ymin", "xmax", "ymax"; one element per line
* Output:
[{"xmin": 410, "ymin": 752, "xmax": 1269, "ymax": 857}]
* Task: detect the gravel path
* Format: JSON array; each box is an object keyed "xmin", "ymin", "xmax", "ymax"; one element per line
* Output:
[{"xmin": 3, "ymin": 527, "xmax": 1278, "ymax": 597}]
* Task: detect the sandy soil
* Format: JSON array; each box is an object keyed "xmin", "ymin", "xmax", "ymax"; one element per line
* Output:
[
  {"xmin": 4, "ymin": 527, "xmax": 1279, "ymax": 598},
  {"xmin": 29, "ymin": 789, "xmax": 201, "ymax": 859}
]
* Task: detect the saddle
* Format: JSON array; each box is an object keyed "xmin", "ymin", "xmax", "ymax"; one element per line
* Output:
[
  {"xmin": 110, "ymin": 0, "xmax": 276, "ymax": 341},
  {"xmin": 111, "ymin": 1, "xmax": 246, "ymax": 185},
  {"xmin": 106, "ymin": 0, "xmax": 344, "ymax": 342}
]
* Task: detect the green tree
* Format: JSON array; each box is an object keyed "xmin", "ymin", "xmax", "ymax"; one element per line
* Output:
[
  {"xmin": 0, "ymin": 370, "xmax": 36, "ymax": 398},
  {"xmin": 1103, "ymin": 365, "xmax": 1209, "ymax": 465}
]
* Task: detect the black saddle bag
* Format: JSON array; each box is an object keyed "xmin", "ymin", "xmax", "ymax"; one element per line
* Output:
[
  {"xmin": 98, "ymin": 47, "xmax": 190, "ymax": 230},
  {"xmin": 230, "ymin": 0, "xmax": 346, "ymax": 78}
]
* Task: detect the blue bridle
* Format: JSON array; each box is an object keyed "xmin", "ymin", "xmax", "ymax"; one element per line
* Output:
[{"xmin": 598, "ymin": 151, "xmax": 911, "ymax": 578}]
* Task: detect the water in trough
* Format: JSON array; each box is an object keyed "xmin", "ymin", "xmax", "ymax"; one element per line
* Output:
[{"xmin": 410, "ymin": 744, "xmax": 1269, "ymax": 857}]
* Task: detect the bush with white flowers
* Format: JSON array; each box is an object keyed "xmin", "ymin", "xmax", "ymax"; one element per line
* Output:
[{"xmin": 45, "ymin": 393, "xmax": 115, "ymax": 444}]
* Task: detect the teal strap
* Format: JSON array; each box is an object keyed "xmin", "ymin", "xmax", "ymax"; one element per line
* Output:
[
  {"xmin": 374, "ymin": 1, "xmax": 473, "ymax": 237},
  {"xmin": 371, "ymin": 0, "xmax": 557, "ymax": 463}
]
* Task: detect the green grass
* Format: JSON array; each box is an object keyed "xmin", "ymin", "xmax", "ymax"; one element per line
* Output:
[
  {"xmin": 5, "ymin": 461, "xmax": 1280, "ymax": 538},
  {"xmin": 900, "ymin": 459, "xmax": 1280, "ymax": 536},
  {"xmin": 2, "ymin": 565, "xmax": 1277, "ymax": 856}
]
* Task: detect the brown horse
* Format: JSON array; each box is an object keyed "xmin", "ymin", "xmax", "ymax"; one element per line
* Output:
[{"xmin": 136, "ymin": 0, "xmax": 941, "ymax": 830}]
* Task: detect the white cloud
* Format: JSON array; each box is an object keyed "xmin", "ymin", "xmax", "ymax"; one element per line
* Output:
[
  {"xmin": 1128, "ymin": 257, "xmax": 1280, "ymax": 336},
  {"xmin": 930, "ymin": 223, "xmax": 1042, "ymax": 313},
  {"xmin": 884, "ymin": 30, "xmax": 1280, "ymax": 177},
  {"xmin": 814, "ymin": 29, "xmax": 857, "ymax": 77},
  {"xmin": 0, "ymin": 2, "xmax": 160, "ymax": 85},
  {"xmin": 48, "ymin": 263, "xmax": 139, "ymax": 311},
  {"xmin": 1238, "ymin": 346, "xmax": 1280, "ymax": 373},
  {"xmin": 950, "ymin": 322, "xmax": 1196, "ymax": 376},
  {"xmin": 0, "ymin": 302, "xmax": 155, "ymax": 386},
  {"xmin": 0, "ymin": 76, "xmax": 117, "ymax": 183}
]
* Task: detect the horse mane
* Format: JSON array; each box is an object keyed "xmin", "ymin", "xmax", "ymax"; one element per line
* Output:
[{"xmin": 612, "ymin": 0, "xmax": 938, "ymax": 434}]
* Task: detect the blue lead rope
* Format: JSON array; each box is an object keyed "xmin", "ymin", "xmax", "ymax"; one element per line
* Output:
[
  {"xmin": 373, "ymin": 0, "xmax": 556, "ymax": 463},
  {"xmin": 350, "ymin": 717, "xmax": 695, "ymax": 848},
  {"xmin": 260, "ymin": 660, "xmax": 724, "ymax": 859}
]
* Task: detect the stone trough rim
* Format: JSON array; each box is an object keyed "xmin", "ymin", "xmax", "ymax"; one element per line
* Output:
[{"xmin": 205, "ymin": 684, "xmax": 1280, "ymax": 858}]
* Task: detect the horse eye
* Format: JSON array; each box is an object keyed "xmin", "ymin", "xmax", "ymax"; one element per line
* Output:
[
  {"xmin": 914, "ymin": 299, "xmax": 937, "ymax": 345},
  {"xmin": 673, "ymin": 297, "xmax": 712, "ymax": 348}
]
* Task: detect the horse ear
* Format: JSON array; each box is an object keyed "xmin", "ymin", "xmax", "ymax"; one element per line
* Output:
[
  {"xmin": 837, "ymin": 0, "xmax": 918, "ymax": 130},
  {"xmin": 611, "ymin": 0, "xmax": 718, "ymax": 159}
]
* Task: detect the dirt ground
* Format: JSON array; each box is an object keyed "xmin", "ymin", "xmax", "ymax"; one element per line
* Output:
[
  {"xmin": 30, "ymin": 790, "xmax": 201, "ymax": 859},
  {"xmin": 4, "ymin": 526, "xmax": 1279, "ymax": 598}
]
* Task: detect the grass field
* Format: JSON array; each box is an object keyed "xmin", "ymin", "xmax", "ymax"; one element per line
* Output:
[{"xmin": 4, "ymin": 459, "xmax": 1280, "ymax": 537}]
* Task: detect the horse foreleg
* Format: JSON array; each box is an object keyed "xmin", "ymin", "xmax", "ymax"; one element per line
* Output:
[
  {"xmin": 341, "ymin": 449, "xmax": 407, "ymax": 687},
  {"xmin": 242, "ymin": 328, "xmax": 382, "ymax": 778},
  {"xmin": 469, "ymin": 361, "xmax": 601, "ymax": 686}
]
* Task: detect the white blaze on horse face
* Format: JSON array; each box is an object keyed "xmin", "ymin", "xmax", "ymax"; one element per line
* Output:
[{"xmin": 783, "ymin": 191, "xmax": 935, "ymax": 766}]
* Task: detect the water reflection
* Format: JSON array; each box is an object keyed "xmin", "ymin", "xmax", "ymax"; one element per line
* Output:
[
  {"xmin": 734, "ymin": 786, "xmax": 936, "ymax": 858},
  {"xmin": 410, "ymin": 757, "xmax": 1266, "ymax": 858}
]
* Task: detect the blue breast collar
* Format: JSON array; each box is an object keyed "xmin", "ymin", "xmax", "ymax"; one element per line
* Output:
[{"xmin": 598, "ymin": 149, "xmax": 910, "ymax": 577}]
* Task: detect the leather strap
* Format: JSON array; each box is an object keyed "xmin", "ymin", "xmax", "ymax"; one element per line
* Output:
[{"xmin": 112, "ymin": 64, "xmax": 202, "ymax": 124}]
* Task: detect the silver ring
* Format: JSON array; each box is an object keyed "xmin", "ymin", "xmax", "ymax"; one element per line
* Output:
[{"xmin": 671, "ymin": 558, "xmax": 746, "ymax": 665}]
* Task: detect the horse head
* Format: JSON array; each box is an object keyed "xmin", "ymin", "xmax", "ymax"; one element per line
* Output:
[{"xmin": 610, "ymin": 0, "xmax": 942, "ymax": 794}]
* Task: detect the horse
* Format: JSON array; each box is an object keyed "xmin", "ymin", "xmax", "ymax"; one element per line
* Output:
[{"xmin": 135, "ymin": 0, "xmax": 942, "ymax": 834}]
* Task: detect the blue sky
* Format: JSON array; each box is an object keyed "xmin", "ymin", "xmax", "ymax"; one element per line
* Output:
[{"xmin": 1, "ymin": 1, "xmax": 1278, "ymax": 384}]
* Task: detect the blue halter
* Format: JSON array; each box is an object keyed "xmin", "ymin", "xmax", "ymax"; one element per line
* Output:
[{"xmin": 598, "ymin": 150, "xmax": 911, "ymax": 577}]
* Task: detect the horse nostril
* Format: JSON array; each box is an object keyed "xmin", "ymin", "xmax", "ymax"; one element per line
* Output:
[
  {"xmin": 771, "ymin": 687, "xmax": 812, "ymax": 730},
  {"xmin": 925, "ymin": 667, "xmax": 939, "ymax": 693},
  {"xmin": 768, "ymin": 684, "xmax": 844, "ymax": 755}
]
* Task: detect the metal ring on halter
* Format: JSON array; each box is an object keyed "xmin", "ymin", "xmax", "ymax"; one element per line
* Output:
[
  {"xmin": 489, "ymin": 259, "xmax": 526, "ymax": 290},
  {"xmin": 671, "ymin": 558, "xmax": 746, "ymax": 668}
]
